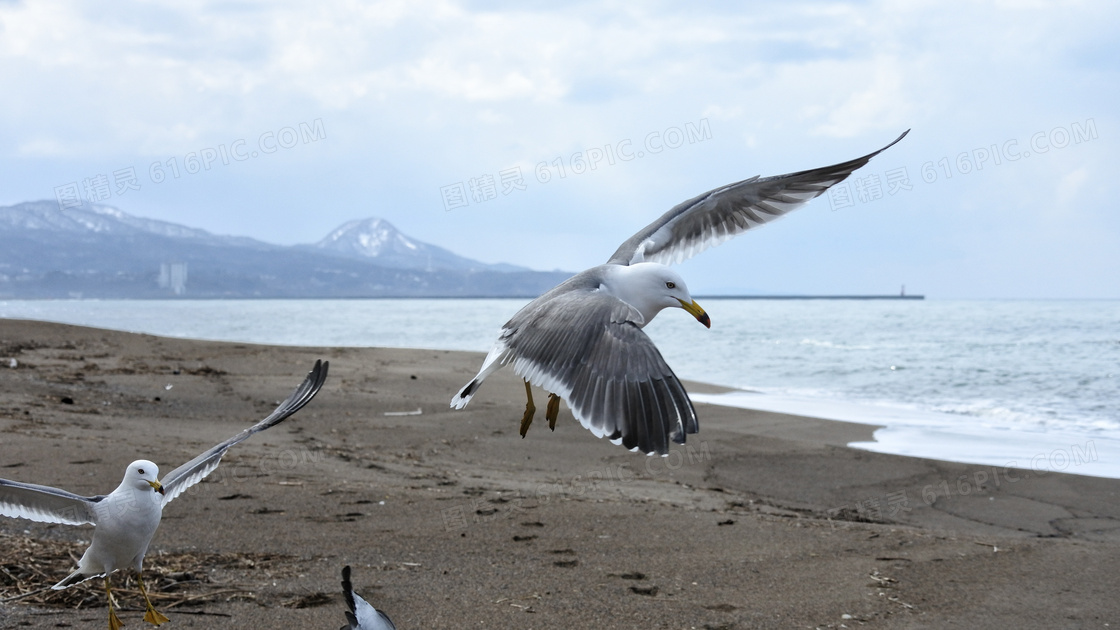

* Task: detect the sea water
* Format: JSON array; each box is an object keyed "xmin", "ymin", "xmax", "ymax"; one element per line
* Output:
[{"xmin": 2, "ymin": 299, "xmax": 1117, "ymax": 478}]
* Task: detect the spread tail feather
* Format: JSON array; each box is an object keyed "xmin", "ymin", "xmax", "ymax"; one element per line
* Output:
[
  {"xmin": 450, "ymin": 379, "xmax": 479, "ymax": 409},
  {"xmin": 53, "ymin": 569, "xmax": 102, "ymax": 590},
  {"xmin": 451, "ymin": 341, "xmax": 511, "ymax": 409}
]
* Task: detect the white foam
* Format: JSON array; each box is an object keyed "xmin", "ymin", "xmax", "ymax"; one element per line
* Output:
[{"xmin": 691, "ymin": 390, "xmax": 1120, "ymax": 479}]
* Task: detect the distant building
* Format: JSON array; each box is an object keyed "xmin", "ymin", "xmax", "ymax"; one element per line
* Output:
[{"xmin": 158, "ymin": 262, "xmax": 188, "ymax": 295}]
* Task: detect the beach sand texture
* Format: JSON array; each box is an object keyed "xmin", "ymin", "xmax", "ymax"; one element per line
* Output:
[{"xmin": 1, "ymin": 319, "xmax": 1117, "ymax": 628}]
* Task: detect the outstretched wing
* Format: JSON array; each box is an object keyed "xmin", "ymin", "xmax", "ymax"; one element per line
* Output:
[
  {"xmin": 160, "ymin": 359, "xmax": 329, "ymax": 506},
  {"xmin": 0, "ymin": 478, "xmax": 102, "ymax": 525},
  {"xmin": 608, "ymin": 130, "xmax": 909, "ymax": 266},
  {"xmin": 503, "ymin": 289, "xmax": 698, "ymax": 455}
]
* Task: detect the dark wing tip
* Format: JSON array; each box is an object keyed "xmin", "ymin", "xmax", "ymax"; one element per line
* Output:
[
  {"xmin": 790, "ymin": 128, "xmax": 910, "ymax": 181},
  {"xmin": 274, "ymin": 359, "xmax": 329, "ymax": 420},
  {"xmin": 877, "ymin": 129, "xmax": 910, "ymax": 155},
  {"xmin": 341, "ymin": 565, "xmax": 357, "ymax": 614},
  {"xmin": 310, "ymin": 359, "xmax": 329, "ymax": 395}
]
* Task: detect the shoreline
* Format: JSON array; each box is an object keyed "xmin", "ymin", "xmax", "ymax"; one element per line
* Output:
[
  {"xmin": 2, "ymin": 300, "xmax": 1114, "ymax": 452},
  {"xmin": 1, "ymin": 319, "xmax": 1118, "ymax": 628},
  {"xmin": 693, "ymin": 390, "xmax": 1120, "ymax": 480}
]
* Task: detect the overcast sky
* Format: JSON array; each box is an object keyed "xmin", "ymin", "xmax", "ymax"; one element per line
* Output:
[{"xmin": 1, "ymin": 1, "xmax": 1115, "ymax": 298}]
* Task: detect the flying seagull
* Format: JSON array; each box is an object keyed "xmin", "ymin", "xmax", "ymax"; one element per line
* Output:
[
  {"xmin": 340, "ymin": 565, "xmax": 397, "ymax": 630},
  {"xmin": 0, "ymin": 360, "xmax": 329, "ymax": 630},
  {"xmin": 451, "ymin": 131, "xmax": 908, "ymax": 455}
]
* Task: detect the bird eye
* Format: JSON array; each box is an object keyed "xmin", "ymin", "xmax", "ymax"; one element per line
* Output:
[
  {"xmin": 137, "ymin": 468, "xmax": 145, "ymax": 474},
  {"xmin": 666, "ymin": 281, "xmax": 676, "ymax": 289}
]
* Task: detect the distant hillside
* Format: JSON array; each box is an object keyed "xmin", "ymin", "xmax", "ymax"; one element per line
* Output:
[{"xmin": 0, "ymin": 201, "xmax": 570, "ymax": 298}]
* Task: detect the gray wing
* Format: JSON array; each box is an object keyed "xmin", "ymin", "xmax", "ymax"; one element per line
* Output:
[
  {"xmin": 0, "ymin": 478, "xmax": 103, "ymax": 525},
  {"xmin": 608, "ymin": 130, "xmax": 909, "ymax": 265},
  {"xmin": 160, "ymin": 359, "xmax": 329, "ymax": 506},
  {"xmin": 342, "ymin": 565, "xmax": 397, "ymax": 630},
  {"xmin": 503, "ymin": 289, "xmax": 697, "ymax": 455}
]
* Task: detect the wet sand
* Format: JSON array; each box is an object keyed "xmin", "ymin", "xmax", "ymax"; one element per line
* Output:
[{"xmin": 1, "ymin": 319, "xmax": 1117, "ymax": 629}]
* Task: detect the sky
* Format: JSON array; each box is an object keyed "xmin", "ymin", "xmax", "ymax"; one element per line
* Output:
[{"xmin": 1, "ymin": 0, "xmax": 1116, "ymax": 298}]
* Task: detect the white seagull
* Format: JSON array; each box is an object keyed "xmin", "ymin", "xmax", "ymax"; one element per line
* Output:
[
  {"xmin": 451, "ymin": 132, "xmax": 908, "ymax": 455},
  {"xmin": 340, "ymin": 565, "xmax": 397, "ymax": 630},
  {"xmin": 0, "ymin": 360, "xmax": 328, "ymax": 630}
]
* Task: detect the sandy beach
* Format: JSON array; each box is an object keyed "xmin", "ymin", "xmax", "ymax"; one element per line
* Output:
[{"xmin": 1, "ymin": 318, "xmax": 1117, "ymax": 629}]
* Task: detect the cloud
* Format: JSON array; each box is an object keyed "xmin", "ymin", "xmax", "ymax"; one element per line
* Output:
[{"xmin": 0, "ymin": 0, "xmax": 1116, "ymax": 296}]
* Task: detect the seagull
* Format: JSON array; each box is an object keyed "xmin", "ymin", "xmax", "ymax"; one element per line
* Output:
[
  {"xmin": 340, "ymin": 565, "xmax": 397, "ymax": 630},
  {"xmin": 451, "ymin": 131, "xmax": 908, "ymax": 455},
  {"xmin": 0, "ymin": 360, "xmax": 329, "ymax": 630}
]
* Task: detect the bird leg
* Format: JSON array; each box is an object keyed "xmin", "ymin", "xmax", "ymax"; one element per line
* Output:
[
  {"xmin": 105, "ymin": 576, "xmax": 123, "ymax": 630},
  {"xmin": 546, "ymin": 393, "xmax": 561, "ymax": 431},
  {"xmin": 136, "ymin": 572, "xmax": 170, "ymax": 626},
  {"xmin": 519, "ymin": 381, "xmax": 536, "ymax": 437}
]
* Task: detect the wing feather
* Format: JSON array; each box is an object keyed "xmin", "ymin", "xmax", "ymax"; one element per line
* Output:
[
  {"xmin": 0, "ymin": 478, "xmax": 101, "ymax": 525},
  {"xmin": 609, "ymin": 130, "xmax": 909, "ymax": 265},
  {"xmin": 160, "ymin": 360, "xmax": 329, "ymax": 506}
]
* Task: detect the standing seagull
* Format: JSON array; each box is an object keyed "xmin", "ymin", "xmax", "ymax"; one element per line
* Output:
[
  {"xmin": 340, "ymin": 565, "xmax": 397, "ymax": 630},
  {"xmin": 451, "ymin": 132, "xmax": 908, "ymax": 455},
  {"xmin": 0, "ymin": 360, "xmax": 328, "ymax": 630}
]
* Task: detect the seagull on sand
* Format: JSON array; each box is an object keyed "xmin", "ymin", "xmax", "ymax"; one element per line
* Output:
[
  {"xmin": 451, "ymin": 132, "xmax": 908, "ymax": 455},
  {"xmin": 340, "ymin": 565, "xmax": 397, "ymax": 630},
  {"xmin": 0, "ymin": 360, "xmax": 328, "ymax": 630}
]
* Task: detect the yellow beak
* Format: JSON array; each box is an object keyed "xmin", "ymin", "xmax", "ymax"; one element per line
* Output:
[
  {"xmin": 678, "ymin": 298, "xmax": 710, "ymax": 328},
  {"xmin": 148, "ymin": 480, "xmax": 165, "ymax": 495}
]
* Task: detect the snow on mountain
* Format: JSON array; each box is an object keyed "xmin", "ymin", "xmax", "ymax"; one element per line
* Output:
[
  {"xmin": 313, "ymin": 217, "xmax": 526, "ymax": 272},
  {"xmin": 0, "ymin": 201, "xmax": 269, "ymax": 248},
  {"xmin": 317, "ymin": 218, "xmax": 422, "ymax": 257}
]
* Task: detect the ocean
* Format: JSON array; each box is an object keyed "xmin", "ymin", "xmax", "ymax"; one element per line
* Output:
[{"xmin": 2, "ymin": 298, "xmax": 1117, "ymax": 478}]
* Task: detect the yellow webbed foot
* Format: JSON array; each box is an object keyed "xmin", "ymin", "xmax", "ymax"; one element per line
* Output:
[
  {"xmin": 519, "ymin": 402, "xmax": 536, "ymax": 438},
  {"xmin": 144, "ymin": 608, "xmax": 170, "ymax": 626},
  {"xmin": 519, "ymin": 381, "xmax": 536, "ymax": 438},
  {"xmin": 546, "ymin": 394, "xmax": 560, "ymax": 431}
]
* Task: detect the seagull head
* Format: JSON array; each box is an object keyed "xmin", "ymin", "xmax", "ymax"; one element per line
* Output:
[
  {"xmin": 125, "ymin": 460, "xmax": 164, "ymax": 495},
  {"xmin": 605, "ymin": 263, "xmax": 710, "ymax": 328}
]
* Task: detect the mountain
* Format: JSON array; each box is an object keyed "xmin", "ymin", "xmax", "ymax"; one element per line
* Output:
[
  {"xmin": 311, "ymin": 217, "xmax": 524, "ymax": 272},
  {"xmin": 0, "ymin": 201, "xmax": 570, "ymax": 298},
  {"xmin": 0, "ymin": 200, "xmax": 268, "ymax": 248}
]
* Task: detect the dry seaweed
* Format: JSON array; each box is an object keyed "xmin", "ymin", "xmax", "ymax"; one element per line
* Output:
[{"xmin": 0, "ymin": 532, "xmax": 288, "ymax": 610}]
